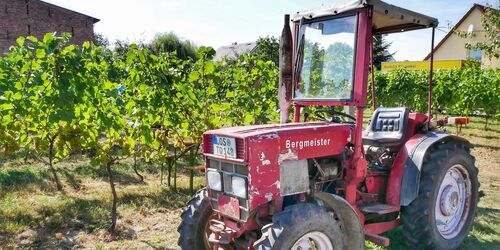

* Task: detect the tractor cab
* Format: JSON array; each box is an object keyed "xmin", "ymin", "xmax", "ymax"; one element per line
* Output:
[
  {"xmin": 289, "ymin": 0, "xmax": 438, "ymax": 108},
  {"xmin": 178, "ymin": 1, "xmax": 479, "ymax": 249}
]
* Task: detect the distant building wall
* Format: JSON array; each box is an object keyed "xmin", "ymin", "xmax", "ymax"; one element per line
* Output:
[
  {"xmin": 425, "ymin": 6, "xmax": 499, "ymax": 68},
  {"xmin": 0, "ymin": 0, "xmax": 99, "ymax": 54}
]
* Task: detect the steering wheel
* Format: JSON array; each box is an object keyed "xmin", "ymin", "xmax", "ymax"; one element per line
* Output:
[{"xmin": 314, "ymin": 109, "xmax": 356, "ymax": 123}]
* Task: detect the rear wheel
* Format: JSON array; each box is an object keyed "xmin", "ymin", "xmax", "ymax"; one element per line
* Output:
[
  {"xmin": 254, "ymin": 203, "xmax": 344, "ymax": 250},
  {"xmin": 401, "ymin": 143, "xmax": 479, "ymax": 249},
  {"xmin": 177, "ymin": 188, "xmax": 215, "ymax": 250}
]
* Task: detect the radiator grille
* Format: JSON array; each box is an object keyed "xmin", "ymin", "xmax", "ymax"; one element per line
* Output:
[{"xmin": 207, "ymin": 158, "xmax": 249, "ymax": 221}]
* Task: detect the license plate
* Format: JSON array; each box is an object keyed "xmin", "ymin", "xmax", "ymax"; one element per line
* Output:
[{"xmin": 212, "ymin": 136, "xmax": 236, "ymax": 158}]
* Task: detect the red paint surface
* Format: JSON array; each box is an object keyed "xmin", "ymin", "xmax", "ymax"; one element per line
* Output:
[
  {"xmin": 405, "ymin": 113, "xmax": 428, "ymax": 141},
  {"xmin": 293, "ymin": 105, "xmax": 302, "ymax": 122},
  {"xmin": 385, "ymin": 113, "xmax": 427, "ymax": 206},
  {"xmin": 365, "ymin": 220, "xmax": 400, "ymax": 235},
  {"xmin": 204, "ymin": 122, "xmax": 351, "ymax": 210},
  {"xmin": 345, "ymin": 8, "xmax": 372, "ymax": 213},
  {"xmin": 386, "ymin": 134, "xmax": 425, "ymax": 206},
  {"xmin": 366, "ymin": 175, "xmax": 386, "ymax": 194},
  {"xmin": 352, "ymin": 8, "xmax": 372, "ymax": 107},
  {"xmin": 218, "ymin": 195, "xmax": 240, "ymax": 220}
]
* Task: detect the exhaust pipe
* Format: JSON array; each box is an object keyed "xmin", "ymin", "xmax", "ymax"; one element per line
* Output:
[{"xmin": 279, "ymin": 14, "xmax": 293, "ymax": 124}]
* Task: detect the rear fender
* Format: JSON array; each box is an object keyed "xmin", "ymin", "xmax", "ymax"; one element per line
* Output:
[
  {"xmin": 386, "ymin": 132, "xmax": 472, "ymax": 207},
  {"xmin": 314, "ymin": 192, "xmax": 365, "ymax": 250}
]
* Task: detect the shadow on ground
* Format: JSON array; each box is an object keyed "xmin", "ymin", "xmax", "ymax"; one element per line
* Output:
[{"xmin": 0, "ymin": 167, "xmax": 54, "ymax": 195}]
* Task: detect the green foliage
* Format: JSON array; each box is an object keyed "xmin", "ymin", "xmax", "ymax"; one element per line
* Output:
[
  {"xmin": 0, "ymin": 33, "xmax": 279, "ymax": 179},
  {"xmin": 93, "ymin": 33, "xmax": 110, "ymax": 48},
  {"xmin": 300, "ymin": 40, "xmax": 355, "ymax": 99},
  {"xmin": 113, "ymin": 39, "xmax": 148, "ymax": 58},
  {"xmin": 1, "ymin": 33, "xmax": 497, "ymax": 164},
  {"xmin": 149, "ymin": 32, "xmax": 197, "ymax": 61},
  {"xmin": 0, "ymin": 33, "xmax": 103, "ymax": 192},
  {"xmin": 478, "ymin": 3, "xmax": 500, "ymax": 59},
  {"xmin": 255, "ymin": 36, "xmax": 279, "ymax": 66},
  {"xmin": 369, "ymin": 67, "xmax": 500, "ymax": 120},
  {"xmin": 372, "ymin": 35, "xmax": 394, "ymax": 70}
]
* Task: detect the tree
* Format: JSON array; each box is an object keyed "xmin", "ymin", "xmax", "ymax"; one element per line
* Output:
[
  {"xmin": 113, "ymin": 39, "xmax": 132, "ymax": 56},
  {"xmin": 113, "ymin": 39, "xmax": 148, "ymax": 58},
  {"xmin": 176, "ymin": 46, "xmax": 218, "ymax": 192},
  {"xmin": 93, "ymin": 33, "xmax": 110, "ymax": 48},
  {"xmin": 372, "ymin": 34, "xmax": 395, "ymax": 70},
  {"xmin": 149, "ymin": 32, "xmax": 197, "ymax": 60},
  {"xmin": 324, "ymin": 42, "xmax": 355, "ymax": 98},
  {"xmin": 255, "ymin": 36, "xmax": 280, "ymax": 66},
  {"xmin": 84, "ymin": 49, "xmax": 131, "ymax": 235},
  {"xmin": 460, "ymin": 2, "xmax": 499, "ymax": 59}
]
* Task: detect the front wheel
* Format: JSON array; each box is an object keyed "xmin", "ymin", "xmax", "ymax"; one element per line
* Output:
[
  {"xmin": 254, "ymin": 203, "xmax": 345, "ymax": 250},
  {"xmin": 177, "ymin": 188, "xmax": 215, "ymax": 250},
  {"xmin": 401, "ymin": 143, "xmax": 479, "ymax": 249}
]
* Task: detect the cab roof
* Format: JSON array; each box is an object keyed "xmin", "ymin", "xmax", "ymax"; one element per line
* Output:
[{"xmin": 292, "ymin": 0, "xmax": 438, "ymax": 34}]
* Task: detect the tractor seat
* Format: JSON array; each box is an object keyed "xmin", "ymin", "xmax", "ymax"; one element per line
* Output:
[{"xmin": 362, "ymin": 107, "xmax": 409, "ymax": 148}]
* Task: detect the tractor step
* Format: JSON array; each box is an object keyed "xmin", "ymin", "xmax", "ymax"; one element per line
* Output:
[
  {"xmin": 365, "ymin": 232, "xmax": 390, "ymax": 247},
  {"xmin": 359, "ymin": 203, "xmax": 399, "ymax": 214}
]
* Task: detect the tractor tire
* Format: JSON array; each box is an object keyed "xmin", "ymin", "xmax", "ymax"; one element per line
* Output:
[
  {"xmin": 177, "ymin": 188, "xmax": 214, "ymax": 250},
  {"xmin": 401, "ymin": 143, "xmax": 479, "ymax": 250},
  {"xmin": 253, "ymin": 203, "xmax": 345, "ymax": 250}
]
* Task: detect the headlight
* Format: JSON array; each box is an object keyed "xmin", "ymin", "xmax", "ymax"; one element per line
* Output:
[
  {"xmin": 207, "ymin": 170, "xmax": 222, "ymax": 191},
  {"xmin": 231, "ymin": 175, "xmax": 247, "ymax": 199}
]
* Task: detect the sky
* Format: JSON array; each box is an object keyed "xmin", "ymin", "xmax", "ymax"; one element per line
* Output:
[{"xmin": 42, "ymin": 0, "xmax": 493, "ymax": 61}]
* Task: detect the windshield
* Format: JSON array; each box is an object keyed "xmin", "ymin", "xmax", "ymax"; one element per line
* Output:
[{"xmin": 294, "ymin": 15, "xmax": 357, "ymax": 100}]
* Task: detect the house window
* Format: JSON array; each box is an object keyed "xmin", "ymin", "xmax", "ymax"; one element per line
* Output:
[
  {"xmin": 4, "ymin": 4, "xmax": 7, "ymax": 14},
  {"xmin": 467, "ymin": 48, "xmax": 482, "ymax": 62},
  {"xmin": 48, "ymin": 7, "xmax": 52, "ymax": 17},
  {"xmin": 27, "ymin": 25, "xmax": 31, "ymax": 35},
  {"xmin": 6, "ymin": 30, "xmax": 9, "ymax": 39},
  {"xmin": 26, "ymin": 4, "xmax": 29, "ymax": 15},
  {"xmin": 71, "ymin": 27, "xmax": 74, "ymax": 37}
]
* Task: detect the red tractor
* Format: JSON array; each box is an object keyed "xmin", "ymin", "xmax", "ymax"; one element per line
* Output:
[{"xmin": 178, "ymin": 0, "xmax": 479, "ymax": 249}]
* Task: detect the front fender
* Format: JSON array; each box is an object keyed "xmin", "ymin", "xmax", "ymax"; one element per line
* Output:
[
  {"xmin": 314, "ymin": 192, "xmax": 365, "ymax": 250},
  {"xmin": 388, "ymin": 132, "xmax": 472, "ymax": 207}
]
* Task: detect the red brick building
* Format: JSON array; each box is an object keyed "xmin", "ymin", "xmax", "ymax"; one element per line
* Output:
[{"xmin": 0, "ymin": 0, "xmax": 99, "ymax": 54}]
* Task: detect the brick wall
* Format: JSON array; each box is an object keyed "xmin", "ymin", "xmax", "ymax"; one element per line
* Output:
[{"xmin": 0, "ymin": 0, "xmax": 98, "ymax": 54}]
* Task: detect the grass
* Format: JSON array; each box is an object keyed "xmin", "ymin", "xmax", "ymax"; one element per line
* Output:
[
  {"xmin": 0, "ymin": 116, "xmax": 498, "ymax": 249},
  {"xmin": 0, "ymin": 158, "xmax": 205, "ymax": 249}
]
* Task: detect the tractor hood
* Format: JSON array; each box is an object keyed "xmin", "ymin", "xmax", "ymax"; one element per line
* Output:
[
  {"xmin": 203, "ymin": 122, "xmax": 352, "ymax": 210},
  {"xmin": 203, "ymin": 122, "xmax": 352, "ymax": 162}
]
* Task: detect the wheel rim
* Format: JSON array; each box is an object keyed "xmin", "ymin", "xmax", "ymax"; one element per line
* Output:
[
  {"xmin": 435, "ymin": 164, "xmax": 472, "ymax": 239},
  {"xmin": 292, "ymin": 231, "xmax": 333, "ymax": 250}
]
